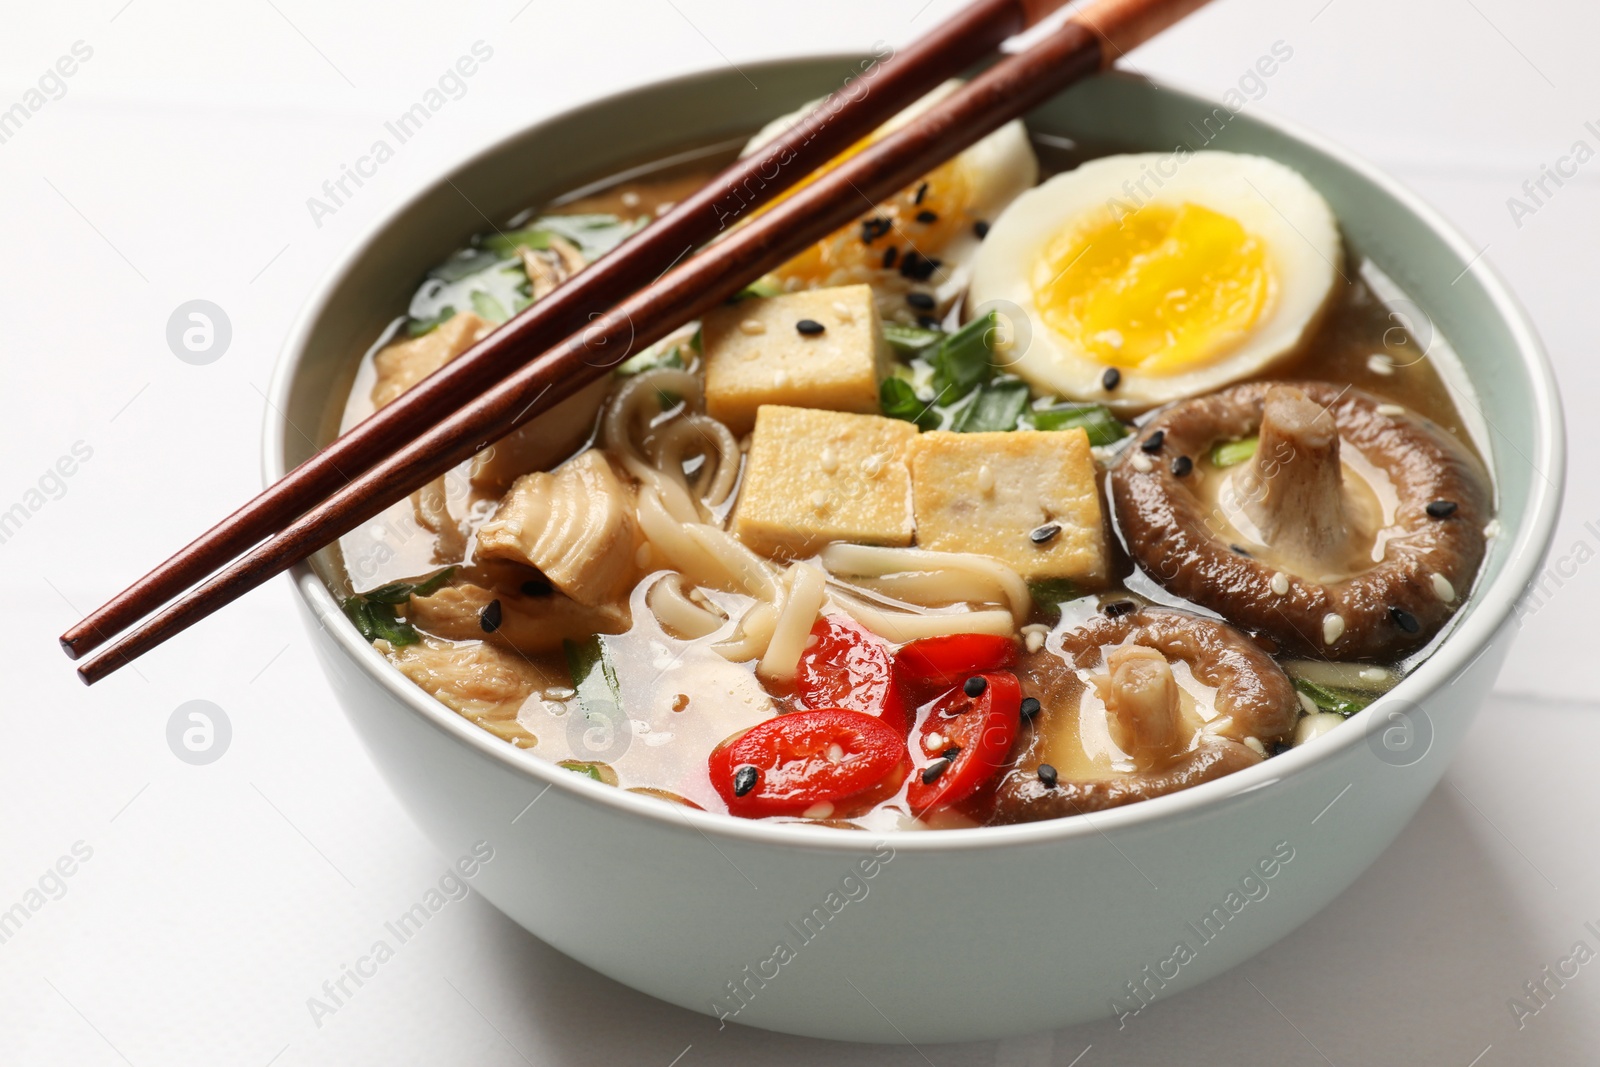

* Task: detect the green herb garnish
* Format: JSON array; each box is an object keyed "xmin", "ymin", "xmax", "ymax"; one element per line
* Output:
[
  {"xmin": 564, "ymin": 636, "xmax": 627, "ymax": 756},
  {"xmin": 405, "ymin": 305, "xmax": 457, "ymax": 338},
  {"xmin": 1294, "ymin": 678, "xmax": 1377, "ymax": 718},
  {"xmin": 882, "ymin": 321, "xmax": 944, "ymax": 355},
  {"xmin": 1022, "ymin": 403, "xmax": 1130, "ymax": 447},
  {"xmin": 1211, "ymin": 436, "xmax": 1259, "ymax": 468},
  {"xmin": 952, "ymin": 378, "xmax": 1030, "ymax": 433},
  {"xmin": 930, "ymin": 311, "xmax": 1000, "ymax": 400},
  {"xmin": 470, "ymin": 289, "xmax": 510, "ymax": 324},
  {"xmin": 880, "ymin": 377, "xmax": 940, "ymax": 431},
  {"xmin": 729, "ymin": 276, "xmax": 784, "ymax": 302},
  {"xmin": 1028, "ymin": 578, "xmax": 1078, "ymax": 622},
  {"xmin": 340, "ymin": 568, "xmax": 456, "ymax": 646}
]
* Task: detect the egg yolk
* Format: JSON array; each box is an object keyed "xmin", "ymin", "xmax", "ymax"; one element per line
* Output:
[{"xmin": 1031, "ymin": 202, "xmax": 1274, "ymax": 374}]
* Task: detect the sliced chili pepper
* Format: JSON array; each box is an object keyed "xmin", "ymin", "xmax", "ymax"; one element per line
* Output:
[
  {"xmin": 906, "ymin": 671, "xmax": 1020, "ymax": 814},
  {"xmin": 710, "ymin": 709, "xmax": 909, "ymax": 819},
  {"xmin": 795, "ymin": 616, "xmax": 909, "ymax": 733},
  {"xmin": 896, "ymin": 633, "xmax": 1018, "ymax": 695}
]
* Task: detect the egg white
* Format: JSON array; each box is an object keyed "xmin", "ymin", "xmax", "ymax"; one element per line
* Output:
[{"xmin": 968, "ymin": 151, "xmax": 1341, "ymax": 412}]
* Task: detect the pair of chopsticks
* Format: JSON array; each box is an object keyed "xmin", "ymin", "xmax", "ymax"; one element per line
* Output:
[{"xmin": 64, "ymin": 0, "xmax": 1212, "ymax": 684}]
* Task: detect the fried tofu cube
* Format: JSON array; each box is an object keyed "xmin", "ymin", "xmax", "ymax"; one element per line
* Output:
[
  {"xmin": 910, "ymin": 429, "xmax": 1107, "ymax": 585},
  {"xmin": 702, "ymin": 284, "xmax": 887, "ymax": 436},
  {"xmin": 733, "ymin": 406, "xmax": 917, "ymax": 558}
]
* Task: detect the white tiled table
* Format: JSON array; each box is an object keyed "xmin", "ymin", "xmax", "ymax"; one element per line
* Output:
[{"xmin": 3, "ymin": 1, "xmax": 1595, "ymax": 1062}]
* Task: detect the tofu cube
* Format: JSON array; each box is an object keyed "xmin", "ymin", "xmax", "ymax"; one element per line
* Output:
[
  {"xmin": 910, "ymin": 429, "xmax": 1108, "ymax": 585},
  {"xmin": 702, "ymin": 284, "xmax": 887, "ymax": 436},
  {"xmin": 733, "ymin": 406, "xmax": 917, "ymax": 558}
]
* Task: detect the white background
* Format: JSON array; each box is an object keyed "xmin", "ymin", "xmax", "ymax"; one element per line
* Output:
[{"xmin": 2, "ymin": 1, "xmax": 1596, "ymax": 1063}]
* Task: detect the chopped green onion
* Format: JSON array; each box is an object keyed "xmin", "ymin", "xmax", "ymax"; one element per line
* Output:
[
  {"xmin": 409, "ymin": 567, "xmax": 457, "ymax": 598},
  {"xmin": 1211, "ymin": 436, "xmax": 1259, "ymax": 468},
  {"xmin": 880, "ymin": 377, "xmax": 940, "ymax": 431},
  {"xmin": 470, "ymin": 289, "xmax": 510, "ymax": 324},
  {"xmin": 1028, "ymin": 578, "xmax": 1078, "ymax": 622},
  {"xmin": 1294, "ymin": 678, "xmax": 1377, "ymax": 718},
  {"xmin": 729, "ymin": 276, "xmax": 784, "ymax": 302},
  {"xmin": 616, "ymin": 342, "xmax": 686, "ymax": 377},
  {"xmin": 930, "ymin": 311, "xmax": 999, "ymax": 400},
  {"xmin": 558, "ymin": 760, "xmax": 617, "ymax": 785},
  {"xmin": 430, "ymin": 248, "xmax": 505, "ymax": 282},
  {"xmin": 1022, "ymin": 403, "xmax": 1129, "ymax": 447},
  {"xmin": 564, "ymin": 636, "xmax": 626, "ymax": 752},
  {"xmin": 882, "ymin": 321, "xmax": 944, "ymax": 355},
  {"xmin": 405, "ymin": 305, "xmax": 457, "ymax": 338},
  {"xmin": 953, "ymin": 379, "xmax": 1030, "ymax": 433}
]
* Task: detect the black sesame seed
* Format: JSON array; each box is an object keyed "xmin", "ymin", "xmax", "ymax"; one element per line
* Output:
[
  {"xmin": 916, "ymin": 315, "xmax": 941, "ymax": 330},
  {"xmin": 733, "ymin": 765, "xmax": 759, "ymax": 797},
  {"xmin": 898, "ymin": 250, "xmax": 940, "ymax": 281},
  {"xmin": 1140, "ymin": 429, "xmax": 1165, "ymax": 453},
  {"xmin": 479, "ymin": 599, "xmax": 503, "ymax": 633},
  {"xmin": 1103, "ymin": 600, "xmax": 1137, "ymax": 618},
  {"xmin": 915, "ymin": 210, "xmax": 938, "ymax": 224},
  {"xmin": 973, "ymin": 220, "xmax": 990, "ymax": 239},
  {"xmin": 1231, "ymin": 544, "xmax": 1252, "ymax": 557},
  {"xmin": 881, "ymin": 246, "xmax": 899, "ymax": 270},
  {"xmin": 920, "ymin": 759, "xmax": 950, "ymax": 785},
  {"xmin": 963, "ymin": 675, "xmax": 988, "ymax": 697},
  {"xmin": 1029, "ymin": 523, "xmax": 1062, "ymax": 545},
  {"xmin": 860, "ymin": 216, "xmax": 892, "ymax": 244},
  {"xmin": 1425, "ymin": 500, "xmax": 1458, "ymax": 519},
  {"xmin": 520, "ymin": 578, "xmax": 552, "ymax": 597},
  {"xmin": 1171, "ymin": 455, "xmax": 1193, "ymax": 477},
  {"xmin": 1390, "ymin": 606, "xmax": 1421, "ymax": 634},
  {"xmin": 795, "ymin": 319, "xmax": 825, "ymax": 336},
  {"xmin": 906, "ymin": 292, "xmax": 936, "ymax": 310},
  {"xmin": 941, "ymin": 745, "xmax": 962, "ymax": 761},
  {"xmin": 1020, "ymin": 696, "xmax": 1042, "ymax": 720},
  {"xmin": 1037, "ymin": 763, "xmax": 1059, "ymax": 789},
  {"xmin": 914, "ymin": 181, "xmax": 930, "ymax": 205},
  {"xmin": 1101, "ymin": 367, "xmax": 1122, "ymax": 391}
]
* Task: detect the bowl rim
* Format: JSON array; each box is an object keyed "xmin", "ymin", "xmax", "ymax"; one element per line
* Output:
[{"xmin": 267, "ymin": 58, "xmax": 1565, "ymax": 855}]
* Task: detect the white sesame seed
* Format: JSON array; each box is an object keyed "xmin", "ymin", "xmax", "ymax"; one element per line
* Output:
[
  {"xmin": 803, "ymin": 802, "xmax": 835, "ymax": 820},
  {"xmin": 1025, "ymin": 631, "xmax": 1046, "ymax": 653},
  {"xmin": 819, "ymin": 446, "xmax": 839, "ymax": 473},
  {"xmin": 977, "ymin": 464, "xmax": 995, "ymax": 494},
  {"xmin": 861, "ymin": 454, "xmax": 885, "ymax": 478},
  {"xmin": 1367, "ymin": 353, "xmax": 1395, "ymax": 376},
  {"xmin": 1021, "ymin": 623, "xmax": 1050, "ymax": 635},
  {"xmin": 1431, "ymin": 573, "xmax": 1456, "ymax": 602},
  {"xmin": 1377, "ymin": 403, "xmax": 1406, "ymax": 417},
  {"xmin": 544, "ymin": 686, "xmax": 576, "ymax": 701},
  {"xmin": 1243, "ymin": 736, "xmax": 1267, "ymax": 756},
  {"xmin": 773, "ymin": 370, "xmax": 789, "ymax": 389},
  {"xmin": 1297, "ymin": 691, "xmax": 1319, "ymax": 716},
  {"xmin": 738, "ymin": 318, "xmax": 766, "ymax": 335},
  {"xmin": 810, "ymin": 490, "xmax": 830, "ymax": 510},
  {"xmin": 924, "ymin": 732, "xmax": 945, "ymax": 753},
  {"xmin": 826, "ymin": 742, "xmax": 845, "ymax": 763},
  {"xmin": 832, "ymin": 301, "xmax": 856, "ymax": 323},
  {"xmin": 1270, "ymin": 571, "xmax": 1289, "ymax": 596},
  {"xmin": 1129, "ymin": 453, "xmax": 1153, "ymax": 473},
  {"xmin": 1359, "ymin": 667, "xmax": 1389, "ymax": 683},
  {"xmin": 620, "ymin": 190, "xmax": 641, "ymax": 208},
  {"xmin": 1484, "ymin": 519, "xmax": 1502, "ymax": 539},
  {"xmin": 1322, "ymin": 613, "xmax": 1345, "ymax": 645}
]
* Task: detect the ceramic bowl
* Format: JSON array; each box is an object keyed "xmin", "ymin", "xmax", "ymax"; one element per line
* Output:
[{"xmin": 267, "ymin": 59, "xmax": 1563, "ymax": 1043}]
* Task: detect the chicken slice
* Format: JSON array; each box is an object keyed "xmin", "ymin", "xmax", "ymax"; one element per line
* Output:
[
  {"xmin": 369, "ymin": 311, "xmax": 488, "ymax": 409},
  {"xmin": 389, "ymin": 637, "xmax": 553, "ymax": 746},
  {"xmin": 407, "ymin": 582, "xmax": 628, "ymax": 655},
  {"xmin": 468, "ymin": 376, "xmax": 612, "ymax": 492},
  {"xmin": 475, "ymin": 450, "xmax": 640, "ymax": 606}
]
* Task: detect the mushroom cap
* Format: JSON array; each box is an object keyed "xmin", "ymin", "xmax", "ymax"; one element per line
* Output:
[
  {"xmin": 991, "ymin": 607, "xmax": 1299, "ymax": 822},
  {"xmin": 1110, "ymin": 381, "xmax": 1491, "ymax": 660}
]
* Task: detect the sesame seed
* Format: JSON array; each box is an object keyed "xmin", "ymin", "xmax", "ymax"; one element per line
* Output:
[
  {"xmin": 973, "ymin": 220, "xmax": 990, "ymax": 239},
  {"xmin": 479, "ymin": 599, "xmax": 503, "ymax": 633},
  {"xmin": 1390, "ymin": 606, "xmax": 1421, "ymax": 633},
  {"xmin": 738, "ymin": 318, "xmax": 766, "ymax": 335},
  {"xmin": 1243, "ymin": 737, "xmax": 1267, "ymax": 756},
  {"xmin": 819, "ymin": 446, "xmax": 838, "ymax": 473},
  {"xmin": 1140, "ymin": 430, "xmax": 1165, "ymax": 453},
  {"xmin": 906, "ymin": 292, "xmax": 936, "ymax": 310},
  {"xmin": 1359, "ymin": 667, "xmax": 1390, "ymax": 683},
  {"xmin": 810, "ymin": 490, "xmax": 830, "ymax": 510},
  {"xmin": 1129, "ymin": 453, "xmax": 1153, "ymax": 473},
  {"xmin": 860, "ymin": 216, "xmax": 892, "ymax": 244},
  {"xmin": 1322, "ymin": 613, "xmax": 1345, "ymax": 645},
  {"xmin": 1037, "ymin": 763, "xmax": 1059, "ymax": 788},
  {"xmin": 1103, "ymin": 600, "xmax": 1137, "ymax": 618},
  {"xmin": 1367, "ymin": 353, "xmax": 1395, "ymax": 376},
  {"xmin": 941, "ymin": 746, "xmax": 961, "ymax": 761},
  {"xmin": 914, "ymin": 182, "xmax": 929, "ymax": 205},
  {"xmin": 826, "ymin": 742, "xmax": 845, "ymax": 763},
  {"xmin": 977, "ymin": 464, "xmax": 995, "ymax": 495},
  {"xmin": 1101, "ymin": 367, "xmax": 1121, "ymax": 391},
  {"xmin": 796, "ymin": 319, "xmax": 825, "ymax": 336},
  {"xmin": 1425, "ymin": 500, "xmax": 1458, "ymax": 519},
  {"xmin": 1029, "ymin": 523, "xmax": 1061, "ymax": 545},
  {"xmin": 915, "ymin": 209, "xmax": 938, "ymax": 224},
  {"xmin": 898, "ymin": 250, "xmax": 940, "ymax": 281},
  {"xmin": 924, "ymin": 732, "xmax": 946, "ymax": 752},
  {"xmin": 1020, "ymin": 696, "xmax": 1042, "ymax": 720},
  {"xmin": 803, "ymin": 801, "xmax": 834, "ymax": 820},
  {"xmin": 1269, "ymin": 572, "xmax": 1289, "ymax": 596},
  {"xmin": 733, "ymin": 765, "xmax": 758, "ymax": 797},
  {"xmin": 963, "ymin": 676, "xmax": 987, "ymax": 697},
  {"xmin": 1377, "ymin": 403, "xmax": 1406, "ymax": 417},
  {"xmin": 520, "ymin": 578, "xmax": 552, "ymax": 597},
  {"xmin": 1231, "ymin": 544, "xmax": 1252, "ymax": 557},
  {"xmin": 881, "ymin": 246, "xmax": 898, "ymax": 269},
  {"xmin": 1025, "ymin": 630, "xmax": 1045, "ymax": 653},
  {"xmin": 1431, "ymin": 573, "xmax": 1456, "ymax": 602},
  {"xmin": 1171, "ymin": 455, "xmax": 1193, "ymax": 477},
  {"xmin": 920, "ymin": 759, "xmax": 950, "ymax": 785},
  {"xmin": 861, "ymin": 453, "xmax": 885, "ymax": 478}
]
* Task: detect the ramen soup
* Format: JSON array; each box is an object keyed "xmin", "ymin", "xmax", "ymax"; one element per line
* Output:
[{"xmin": 329, "ymin": 87, "xmax": 1494, "ymax": 831}]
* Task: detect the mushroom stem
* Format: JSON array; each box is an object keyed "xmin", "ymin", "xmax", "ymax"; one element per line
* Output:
[
  {"xmin": 1094, "ymin": 644, "xmax": 1181, "ymax": 769},
  {"xmin": 1236, "ymin": 385, "xmax": 1349, "ymax": 575}
]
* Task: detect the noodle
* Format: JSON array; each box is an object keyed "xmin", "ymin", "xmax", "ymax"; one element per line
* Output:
[
  {"xmin": 829, "ymin": 585, "xmax": 1016, "ymax": 643},
  {"xmin": 645, "ymin": 573, "xmax": 728, "ymax": 639},
  {"xmin": 819, "ymin": 544, "xmax": 1030, "ymax": 621},
  {"xmin": 758, "ymin": 563, "xmax": 828, "ymax": 681}
]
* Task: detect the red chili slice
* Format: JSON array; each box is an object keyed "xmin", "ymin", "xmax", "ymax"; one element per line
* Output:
[
  {"xmin": 795, "ymin": 617, "xmax": 909, "ymax": 733},
  {"xmin": 710, "ymin": 709, "xmax": 909, "ymax": 819},
  {"xmin": 906, "ymin": 672, "xmax": 1020, "ymax": 814},
  {"xmin": 896, "ymin": 634, "xmax": 1019, "ymax": 695}
]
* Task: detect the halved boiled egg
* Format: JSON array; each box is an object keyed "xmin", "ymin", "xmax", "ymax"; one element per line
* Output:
[
  {"xmin": 744, "ymin": 81, "xmax": 1038, "ymax": 322},
  {"xmin": 968, "ymin": 152, "xmax": 1341, "ymax": 412}
]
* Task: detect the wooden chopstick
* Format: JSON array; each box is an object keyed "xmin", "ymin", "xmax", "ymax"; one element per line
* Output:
[
  {"xmin": 59, "ymin": 0, "xmax": 1037, "ymax": 663},
  {"xmin": 75, "ymin": 0, "xmax": 1210, "ymax": 684}
]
